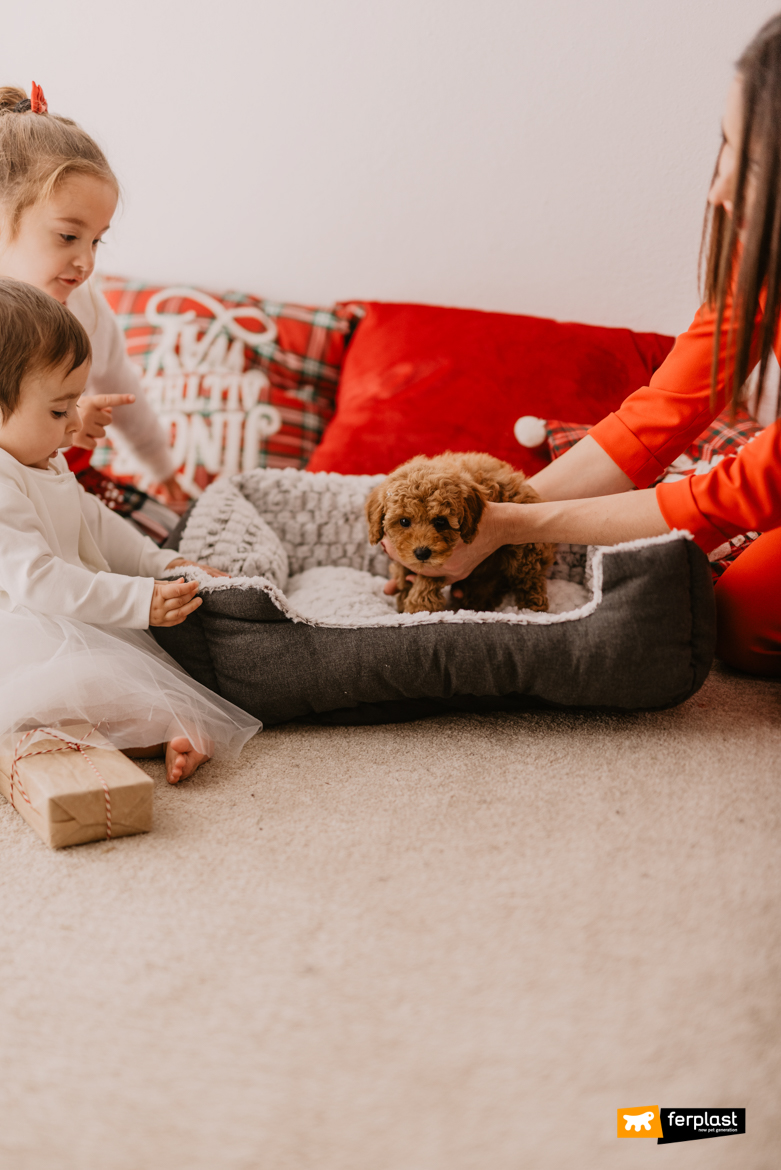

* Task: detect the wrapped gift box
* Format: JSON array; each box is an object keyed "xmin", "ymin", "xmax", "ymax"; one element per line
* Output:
[{"xmin": 0, "ymin": 728, "xmax": 153, "ymax": 848}]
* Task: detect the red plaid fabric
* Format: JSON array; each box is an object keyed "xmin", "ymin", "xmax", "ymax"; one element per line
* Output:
[
  {"xmin": 546, "ymin": 406, "xmax": 763, "ymax": 467},
  {"xmin": 686, "ymin": 409, "xmax": 764, "ymax": 462},
  {"xmin": 545, "ymin": 406, "xmax": 766, "ymax": 579},
  {"xmin": 94, "ymin": 277, "xmax": 363, "ymax": 491},
  {"xmin": 545, "ymin": 421, "xmax": 591, "ymax": 460},
  {"xmin": 707, "ymin": 531, "xmax": 761, "ymax": 578}
]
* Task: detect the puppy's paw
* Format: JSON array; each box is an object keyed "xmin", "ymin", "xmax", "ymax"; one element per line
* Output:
[
  {"xmin": 402, "ymin": 596, "xmax": 446, "ymax": 614},
  {"xmin": 515, "ymin": 589, "xmax": 549, "ymax": 613},
  {"xmin": 402, "ymin": 578, "xmax": 447, "ymax": 614}
]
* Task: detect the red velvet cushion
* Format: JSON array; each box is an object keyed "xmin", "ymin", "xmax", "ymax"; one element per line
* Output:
[{"xmin": 307, "ymin": 302, "xmax": 675, "ymax": 476}]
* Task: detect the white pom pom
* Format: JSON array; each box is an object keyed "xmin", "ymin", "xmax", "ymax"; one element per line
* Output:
[{"xmin": 513, "ymin": 415, "xmax": 548, "ymax": 448}]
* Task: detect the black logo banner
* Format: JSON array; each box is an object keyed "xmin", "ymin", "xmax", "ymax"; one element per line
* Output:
[{"xmin": 658, "ymin": 1108, "xmax": 745, "ymax": 1143}]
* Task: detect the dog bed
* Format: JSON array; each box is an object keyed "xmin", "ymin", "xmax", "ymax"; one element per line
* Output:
[{"xmin": 154, "ymin": 468, "xmax": 716, "ymax": 725}]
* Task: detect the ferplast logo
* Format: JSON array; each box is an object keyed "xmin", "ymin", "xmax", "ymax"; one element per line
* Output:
[
  {"xmin": 617, "ymin": 1106, "xmax": 746, "ymax": 1143},
  {"xmin": 617, "ymin": 1107, "xmax": 663, "ymax": 1138},
  {"xmin": 657, "ymin": 1109, "xmax": 746, "ymax": 1143}
]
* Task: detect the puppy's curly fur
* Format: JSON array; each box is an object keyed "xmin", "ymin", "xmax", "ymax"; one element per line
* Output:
[{"xmin": 366, "ymin": 452, "xmax": 555, "ymax": 614}]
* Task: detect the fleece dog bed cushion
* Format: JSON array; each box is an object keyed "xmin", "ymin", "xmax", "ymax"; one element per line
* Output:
[
  {"xmin": 153, "ymin": 469, "xmax": 716, "ymax": 726},
  {"xmin": 306, "ymin": 302, "xmax": 675, "ymax": 478}
]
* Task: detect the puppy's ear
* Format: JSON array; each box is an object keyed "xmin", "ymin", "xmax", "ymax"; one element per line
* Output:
[
  {"xmin": 458, "ymin": 480, "xmax": 488, "ymax": 543},
  {"xmin": 365, "ymin": 485, "xmax": 386, "ymax": 545}
]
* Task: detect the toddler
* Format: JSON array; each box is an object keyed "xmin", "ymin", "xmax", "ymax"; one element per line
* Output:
[{"xmin": 0, "ymin": 279, "xmax": 259, "ymax": 782}]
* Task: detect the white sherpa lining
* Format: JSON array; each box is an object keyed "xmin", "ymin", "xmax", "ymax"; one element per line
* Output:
[{"xmin": 174, "ymin": 468, "xmax": 693, "ymax": 629}]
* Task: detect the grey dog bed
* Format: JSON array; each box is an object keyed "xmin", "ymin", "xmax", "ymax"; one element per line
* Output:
[{"xmin": 154, "ymin": 468, "xmax": 716, "ymax": 725}]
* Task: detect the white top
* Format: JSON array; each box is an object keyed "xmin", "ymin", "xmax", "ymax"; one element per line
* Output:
[
  {"xmin": 0, "ymin": 449, "xmax": 175, "ymax": 628},
  {"xmin": 68, "ymin": 281, "xmax": 175, "ymax": 482}
]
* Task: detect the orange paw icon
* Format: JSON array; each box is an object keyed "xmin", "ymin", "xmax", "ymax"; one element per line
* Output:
[{"xmin": 617, "ymin": 1107, "xmax": 663, "ymax": 1138}]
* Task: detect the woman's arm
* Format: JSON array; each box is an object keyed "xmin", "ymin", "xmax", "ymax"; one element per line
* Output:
[
  {"xmin": 381, "ymin": 488, "xmax": 670, "ymax": 586},
  {"xmin": 488, "ymin": 489, "xmax": 669, "ymax": 548},
  {"xmin": 526, "ymin": 434, "xmax": 634, "ymax": 500}
]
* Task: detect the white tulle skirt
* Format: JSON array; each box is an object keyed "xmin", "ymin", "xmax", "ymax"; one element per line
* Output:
[{"xmin": 0, "ymin": 606, "xmax": 261, "ymax": 757}]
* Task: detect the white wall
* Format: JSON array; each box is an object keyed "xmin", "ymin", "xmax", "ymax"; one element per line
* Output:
[{"xmin": 2, "ymin": 0, "xmax": 779, "ymax": 334}]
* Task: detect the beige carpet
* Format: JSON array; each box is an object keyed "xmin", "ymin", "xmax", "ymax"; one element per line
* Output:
[{"xmin": 1, "ymin": 662, "xmax": 779, "ymax": 1169}]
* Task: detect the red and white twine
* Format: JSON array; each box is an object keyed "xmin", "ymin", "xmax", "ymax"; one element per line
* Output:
[{"xmin": 9, "ymin": 727, "xmax": 112, "ymax": 839}]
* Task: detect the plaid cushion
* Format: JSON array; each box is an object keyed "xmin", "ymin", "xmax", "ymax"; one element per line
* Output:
[
  {"xmin": 546, "ymin": 421, "xmax": 591, "ymax": 460},
  {"xmin": 545, "ymin": 406, "xmax": 765, "ymax": 579},
  {"xmin": 687, "ymin": 410, "xmax": 763, "ymax": 462},
  {"xmin": 94, "ymin": 277, "xmax": 363, "ymax": 491}
]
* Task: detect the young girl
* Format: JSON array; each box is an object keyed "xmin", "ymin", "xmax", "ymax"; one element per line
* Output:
[
  {"xmin": 383, "ymin": 14, "xmax": 781, "ymax": 679},
  {"xmin": 0, "ymin": 83, "xmax": 188, "ymax": 509},
  {"xmin": 0, "ymin": 278, "xmax": 260, "ymax": 782}
]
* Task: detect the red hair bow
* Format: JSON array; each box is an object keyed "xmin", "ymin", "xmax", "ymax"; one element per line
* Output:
[{"xmin": 30, "ymin": 81, "xmax": 48, "ymax": 114}]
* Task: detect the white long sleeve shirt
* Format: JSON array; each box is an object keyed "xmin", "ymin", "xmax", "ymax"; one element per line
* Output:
[
  {"xmin": 68, "ymin": 281, "xmax": 175, "ymax": 482},
  {"xmin": 0, "ymin": 449, "xmax": 175, "ymax": 628}
]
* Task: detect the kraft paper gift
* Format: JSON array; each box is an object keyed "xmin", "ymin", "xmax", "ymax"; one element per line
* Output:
[{"xmin": 0, "ymin": 726, "xmax": 153, "ymax": 848}]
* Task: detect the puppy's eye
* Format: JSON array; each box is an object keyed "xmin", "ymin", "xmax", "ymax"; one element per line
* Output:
[
  {"xmin": 431, "ymin": 516, "xmax": 450, "ymax": 532},
  {"xmin": 398, "ymin": 517, "xmax": 411, "ymax": 528}
]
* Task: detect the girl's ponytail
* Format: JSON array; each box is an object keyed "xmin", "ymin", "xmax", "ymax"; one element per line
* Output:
[{"xmin": 0, "ymin": 86, "xmax": 29, "ymax": 112}]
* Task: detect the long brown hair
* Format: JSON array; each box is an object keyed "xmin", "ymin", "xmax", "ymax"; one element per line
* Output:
[
  {"xmin": 0, "ymin": 85, "xmax": 117, "ymax": 237},
  {"xmin": 701, "ymin": 14, "xmax": 781, "ymax": 412}
]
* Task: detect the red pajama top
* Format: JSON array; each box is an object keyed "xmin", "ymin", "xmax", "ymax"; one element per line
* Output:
[{"xmin": 588, "ymin": 298, "xmax": 781, "ymax": 553}]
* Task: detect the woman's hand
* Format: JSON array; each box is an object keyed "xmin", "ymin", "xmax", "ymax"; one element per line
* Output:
[
  {"xmin": 380, "ymin": 502, "xmax": 506, "ymax": 593},
  {"xmin": 149, "ymin": 578, "xmax": 202, "ymax": 626},
  {"xmin": 153, "ymin": 476, "xmax": 191, "ymax": 514},
  {"xmin": 165, "ymin": 557, "xmax": 230, "ymax": 580},
  {"xmin": 72, "ymin": 394, "xmax": 136, "ymax": 449}
]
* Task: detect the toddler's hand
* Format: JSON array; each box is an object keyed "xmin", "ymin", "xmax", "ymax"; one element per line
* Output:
[
  {"xmin": 165, "ymin": 557, "xmax": 230, "ymax": 579},
  {"xmin": 71, "ymin": 394, "xmax": 136, "ymax": 450},
  {"xmin": 149, "ymin": 578, "xmax": 202, "ymax": 627}
]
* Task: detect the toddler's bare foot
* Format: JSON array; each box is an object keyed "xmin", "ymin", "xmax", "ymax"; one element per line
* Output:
[{"xmin": 165, "ymin": 736, "xmax": 210, "ymax": 784}]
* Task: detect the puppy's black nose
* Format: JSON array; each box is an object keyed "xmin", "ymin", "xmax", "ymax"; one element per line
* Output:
[{"xmin": 414, "ymin": 546, "xmax": 432, "ymax": 561}]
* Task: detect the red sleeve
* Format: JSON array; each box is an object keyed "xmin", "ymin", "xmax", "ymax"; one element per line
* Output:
[
  {"xmin": 64, "ymin": 447, "xmax": 93, "ymax": 475},
  {"xmin": 589, "ymin": 298, "xmax": 762, "ymax": 488},
  {"xmin": 655, "ymin": 420, "xmax": 781, "ymax": 551}
]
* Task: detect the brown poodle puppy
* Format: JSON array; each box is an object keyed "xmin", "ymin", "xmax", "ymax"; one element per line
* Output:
[{"xmin": 366, "ymin": 452, "xmax": 555, "ymax": 614}]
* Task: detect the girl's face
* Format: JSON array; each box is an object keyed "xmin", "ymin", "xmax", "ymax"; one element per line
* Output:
[
  {"xmin": 0, "ymin": 359, "xmax": 90, "ymax": 469},
  {"xmin": 709, "ymin": 73, "xmax": 759, "ymax": 227},
  {"xmin": 0, "ymin": 174, "xmax": 117, "ymax": 305}
]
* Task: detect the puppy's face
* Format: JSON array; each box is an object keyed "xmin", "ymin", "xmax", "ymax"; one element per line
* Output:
[{"xmin": 366, "ymin": 459, "xmax": 486, "ymax": 569}]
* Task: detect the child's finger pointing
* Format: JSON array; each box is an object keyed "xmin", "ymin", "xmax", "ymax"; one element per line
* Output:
[{"xmin": 89, "ymin": 394, "xmax": 136, "ymax": 408}]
